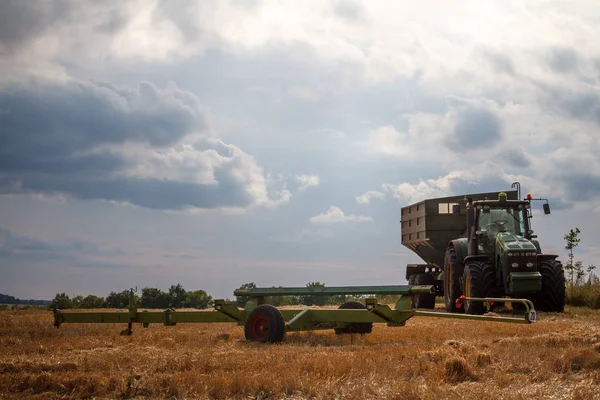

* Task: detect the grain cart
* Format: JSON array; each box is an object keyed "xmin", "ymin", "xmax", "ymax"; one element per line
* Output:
[
  {"xmin": 53, "ymin": 285, "xmax": 537, "ymax": 343},
  {"xmin": 401, "ymin": 186, "xmax": 565, "ymax": 315}
]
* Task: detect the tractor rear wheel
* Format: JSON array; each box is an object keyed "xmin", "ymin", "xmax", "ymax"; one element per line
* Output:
[
  {"xmin": 244, "ymin": 304, "xmax": 285, "ymax": 343},
  {"xmin": 334, "ymin": 301, "xmax": 373, "ymax": 335},
  {"xmin": 444, "ymin": 246, "xmax": 464, "ymax": 313},
  {"xmin": 534, "ymin": 259, "xmax": 566, "ymax": 312},
  {"xmin": 415, "ymin": 273, "xmax": 436, "ymax": 309}
]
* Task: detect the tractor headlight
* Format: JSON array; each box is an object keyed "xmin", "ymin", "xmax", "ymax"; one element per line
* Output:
[
  {"xmin": 508, "ymin": 252, "xmax": 514, "ymax": 257},
  {"xmin": 512, "ymin": 262, "xmax": 519, "ymax": 268},
  {"xmin": 526, "ymin": 262, "xmax": 534, "ymax": 268}
]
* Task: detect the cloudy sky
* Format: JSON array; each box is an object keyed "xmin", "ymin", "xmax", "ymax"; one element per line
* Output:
[{"xmin": 1, "ymin": 0, "xmax": 599, "ymax": 300}]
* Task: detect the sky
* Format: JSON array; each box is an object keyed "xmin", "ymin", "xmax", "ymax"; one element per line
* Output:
[{"xmin": 1, "ymin": 0, "xmax": 599, "ymax": 300}]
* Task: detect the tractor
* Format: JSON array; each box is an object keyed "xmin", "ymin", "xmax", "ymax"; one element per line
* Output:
[{"xmin": 402, "ymin": 185, "xmax": 565, "ymax": 314}]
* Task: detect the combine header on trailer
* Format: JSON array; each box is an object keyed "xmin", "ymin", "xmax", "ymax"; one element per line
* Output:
[{"xmin": 54, "ymin": 285, "xmax": 537, "ymax": 343}]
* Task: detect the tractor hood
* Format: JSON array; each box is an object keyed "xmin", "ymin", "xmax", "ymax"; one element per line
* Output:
[{"xmin": 496, "ymin": 232, "xmax": 537, "ymax": 253}]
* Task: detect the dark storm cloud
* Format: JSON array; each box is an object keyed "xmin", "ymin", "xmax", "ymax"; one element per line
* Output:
[
  {"xmin": 0, "ymin": 78, "xmax": 257, "ymax": 210},
  {"xmin": 445, "ymin": 107, "xmax": 502, "ymax": 151},
  {"xmin": 334, "ymin": 0, "xmax": 368, "ymax": 24},
  {"xmin": 536, "ymin": 80, "xmax": 600, "ymax": 126},
  {"xmin": 547, "ymin": 46, "xmax": 579, "ymax": 74},
  {"xmin": 18, "ymin": 173, "xmax": 252, "ymax": 210},
  {"xmin": 0, "ymin": 79, "xmax": 204, "ymax": 153},
  {"xmin": 0, "ymin": 227, "xmax": 128, "ymax": 268},
  {"xmin": 0, "ymin": 0, "xmax": 69, "ymax": 51},
  {"xmin": 563, "ymin": 91, "xmax": 600, "ymax": 125},
  {"xmin": 562, "ymin": 173, "xmax": 600, "ymax": 201},
  {"xmin": 502, "ymin": 147, "xmax": 531, "ymax": 168},
  {"xmin": 481, "ymin": 50, "xmax": 516, "ymax": 76},
  {"xmin": 0, "ymin": 1, "xmax": 126, "ymax": 54}
]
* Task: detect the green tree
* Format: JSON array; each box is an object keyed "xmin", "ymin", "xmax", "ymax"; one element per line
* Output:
[
  {"xmin": 564, "ymin": 227, "xmax": 582, "ymax": 290},
  {"xmin": 50, "ymin": 293, "xmax": 74, "ymax": 309},
  {"xmin": 301, "ymin": 282, "xmax": 327, "ymax": 306},
  {"xmin": 184, "ymin": 290, "xmax": 213, "ymax": 309},
  {"xmin": 105, "ymin": 290, "xmax": 133, "ymax": 308},
  {"xmin": 235, "ymin": 282, "xmax": 257, "ymax": 307},
  {"xmin": 140, "ymin": 287, "xmax": 170, "ymax": 308},
  {"xmin": 72, "ymin": 295, "xmax": 84, "ymax": 308},
  {"xmin": 328, "ymin": 294, "xmax": 348, "ymax": 305},
  {"xmin": 80, "ymin": 295, "xmax": 106, "ymax": 309},
  {"xmin": 168, "ymin": 284, "xmax": 187, "ymax": 308}
]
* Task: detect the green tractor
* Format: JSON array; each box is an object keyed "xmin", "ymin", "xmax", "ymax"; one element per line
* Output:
[{"xmin": 401, "ymin": 185, "xmax": 565, "ymax": 314}]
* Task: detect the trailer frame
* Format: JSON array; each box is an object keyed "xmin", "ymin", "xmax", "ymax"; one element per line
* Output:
[{"xmin": 53, "ymin": 285, "xmax": 537, "ymax": 342}]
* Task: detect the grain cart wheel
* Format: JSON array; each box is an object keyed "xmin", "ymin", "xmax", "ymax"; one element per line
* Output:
[
  {"xmin": 408, "ymin": 274, "xmax": 417, "ymax": 308},
  {"xmin": 444, "ymin": 246, "xmax": 464, "ymax": 313},
  {"xmin": 415, "ymin": 273, "xmax": 436, "ymax": 309},
  {"xmin": 244, "ymin": 304, "xmax": 285, "ymax": 343},
  {"xmin": 463, "ymin": 262, "xmax": 486, "ymax": 315},
  {"xmin": 534, "ymin": 259, "xmax": 566, "ymax": 312},
  {"xmin": 334, "ymin": 301, "xmax": 373, "ymax": 335}
]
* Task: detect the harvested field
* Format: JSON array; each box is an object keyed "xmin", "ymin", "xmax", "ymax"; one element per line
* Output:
[{"xmin": 1, "ymin": 306, "xmax": 600, "ymax": 399}]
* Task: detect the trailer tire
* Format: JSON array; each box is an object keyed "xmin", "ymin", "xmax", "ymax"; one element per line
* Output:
[
  {"xmin": 408, "ymin": 274, "xmax": 417, "ymax": 308},
  {"xmin": 334, "ymin": 301, "xmax": 373, "ymax": 335},
  {"xmin": 244, "ymin": 305, "xmax": 286, "ymax": 343},
  {"xmin": 534, "ymin": 259, "xmax": 566, "ymax": 312},
  {"xmin": 415, "ymin": 273, "xmax": 436, "ymax": 309},
  {"xmin": 463, "ymin": 262, "xmax": 486, "ymax": 315},
  {"xmin": 444, "ymin": 246, "xmax": 464, "ymax": 313}
]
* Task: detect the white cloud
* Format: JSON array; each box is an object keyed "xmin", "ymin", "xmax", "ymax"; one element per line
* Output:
[
  {"xmin": 309, "ymin": 206, "xmax": 373, "ymax": 225},
  {"xmin": 295, "ymin": 174, "xmax": 320, "ymax": 191},
  {"xmin": 380, "ymin": 162, "xmax": 520, "ymax": 204},
  {"xmin": 356, "ymin": 190, "xmax": 386, "ymax": 205},
  {"xmin": 367, "ymin": 125, "xmax": 408, "ymax": 155},
  {"xmin": 6, "ymin": 1, "xmax": 599, "ymax": 89}
]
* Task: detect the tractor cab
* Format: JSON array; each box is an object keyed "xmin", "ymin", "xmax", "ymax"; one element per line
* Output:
[{"xmin": 473, "ymin": 194, "xmax": 531, "ymax": 254}]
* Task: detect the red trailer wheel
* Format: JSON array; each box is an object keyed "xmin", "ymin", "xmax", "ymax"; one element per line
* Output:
[{"xmin": 244, "ymin": 305, "xmax": 285, "ymax": 343}]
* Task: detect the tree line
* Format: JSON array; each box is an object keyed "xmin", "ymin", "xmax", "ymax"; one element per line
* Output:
[
  {"xmin": 49, "ymin": 284, "xmax": 213, "ymax": 310},
  {"xmin": 0, "ymin": 293, "xmax": 50, "ymax": 306}
]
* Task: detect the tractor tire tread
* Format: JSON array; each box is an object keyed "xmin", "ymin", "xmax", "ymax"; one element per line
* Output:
[
  {"xmin": 464, "ymin": 262, "xmax": 486, "ymax": 315},
  {"xmin": 535, "ymin": 259, "xmax": 566, "ymax": 312}
]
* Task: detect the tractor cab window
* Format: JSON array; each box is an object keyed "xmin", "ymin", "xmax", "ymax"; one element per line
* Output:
[{"xmin": 477, "ymin": 207, "xmax": 526, "ymax": 238}]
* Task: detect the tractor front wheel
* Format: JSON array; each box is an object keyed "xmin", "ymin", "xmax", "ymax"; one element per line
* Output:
[
  {"xmin": 463, "ymin": 261, "xmax": 498, "ymax": 315},
  {"xmin": 463, "ymin": 262, "xmax": 486, "ymax": 315},
  {"xmin": 244, "ymin": 304, "xmax": 286, "ymax": 343},
  {"xmin": 534, "ymin": 259, "xmax": 566, "ymax": 312}
]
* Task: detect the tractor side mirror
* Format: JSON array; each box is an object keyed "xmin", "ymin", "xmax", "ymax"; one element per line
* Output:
[
  {"xmin": 483, "ymin": 205, "xmax": 490, "ymax": 214},
  {"xmin": 543, "ymin": 203, "xmax": 551, "ymax": 214}
]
